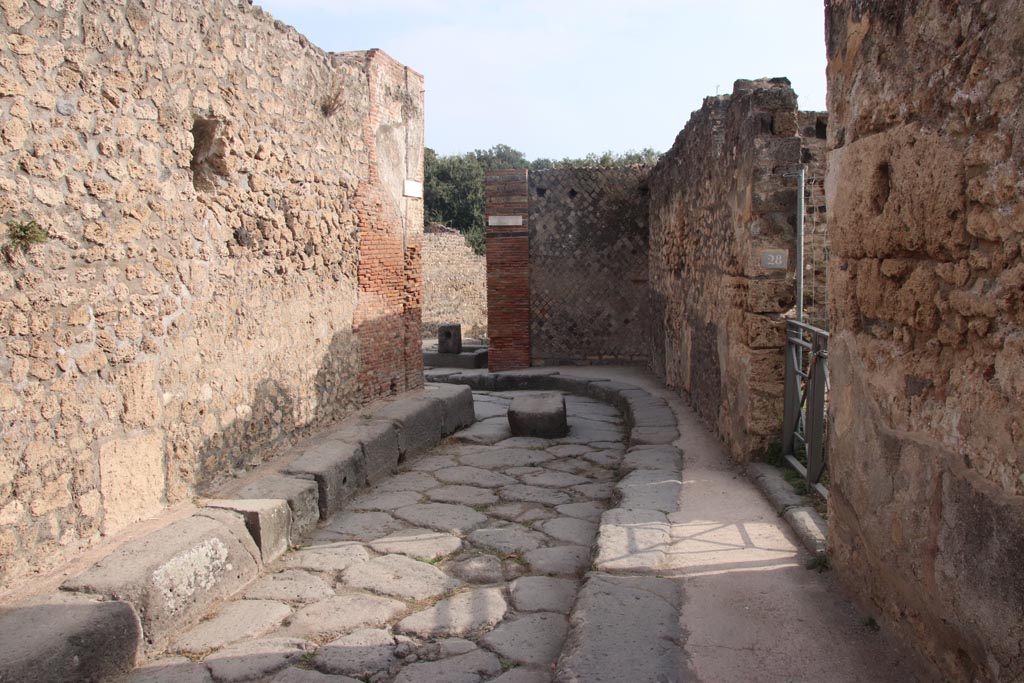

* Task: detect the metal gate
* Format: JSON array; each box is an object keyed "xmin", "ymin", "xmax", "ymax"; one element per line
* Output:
[{"xmin": 781, "ymin": 319, "xmax": 829, "ymax": 498}]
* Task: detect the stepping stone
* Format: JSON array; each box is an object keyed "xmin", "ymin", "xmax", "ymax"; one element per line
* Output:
[
  {"xmin": 488, "ymin": 502, "xmax": 557, "ymax": 524},
  {"xmin": 454, "ymin": 417, "xmax": 511, "ymax": 445},
  {"xmin": 535, "ymin": 517, "xmax": 599, "ymax": 545},
  {"xmin": 427, "ymin": 485, "xmax": 498, "ymax": 506},
  {"xmin": 244, "ymin": 570, "xmax": 335, "ymax": 603},
  {"xmin": 508, "ymin": 394, "xmax": 568, "ymax": 438},
  {"xmin": 524, "ymin": 545, "xmax": 591, "ymax": 577},
  {"xmin": 394, "ymin": 503, "xmax": 488, "ymax": 533},
  {"xmin": 397, "ymin": 586, "xmax": 507, "ymax": 637},
  {"xmin": 490, "ymin": 669, "xmax": 552, "ymax": 683},
  {"xmin": 546, "ymin": 444, "xmax": 592, "ymax": 457},
  {"xmin": 435, "ymin": 466, "xmax": 517, "ymax": 488},
  {"xmin": 555, "ymin": 501, "xmax": 606, "ymax": 521},
  {"xmin": 283, "ymin": 542, "xmax": 370, "ymax": 575},
  {"xmin": 499, "ymin": 484, "xmax": 572, "ymax": 506},
  {"xmin": 342, "ymin": 555, "xmax": 460, "ymax": 601},
  {"xmin": 284, "ymin": 594, "xmax": 407, "ymax": 638},
  {"xmin": 572, "ymin": 482, "xmax": 615, "ymax": 500},
  {"xmin": 392, "ymin": 649, "xmax": 502, "ymax": 683},
  {"xmin": 493, "ymin": 436, "xmax": 554, "ymax": 449},
  {"xmin": 510, "ymin": 576, "xmax": 577, "ymax": 614},
  {"xmin": 449, "ymin": 555, "xmax": 504, "ymax": 584},
  {"xmin": 172, "ymin": 600, "xmax": 291, "ymax": 654},
  {"xmin": 314, "ymin": 628, "xmax": 396, "ymax": 678},
  {"xmin": 368, "ymin": 527, "xmax": 462, "ymax": 561},
  {"xmin": 372, "ymin": 471, "xmax": 440, "ymax": 493},
  {"xmin": 468, "ymin": 524, "xmax": 547, "ymax": 554},
  {"xmin": 272, "ymin": 668, "xmax": 360, "ymax": 683},
  {"xmin": 406, "ymin": 454, "xmax": 461, "ymax": 472},
  {"xmin": 519, "ymin": 470, "xmax": 591, "ymax": 488},
  {"xmin": 205, "ymin": 637, "xmax": 313, "ymax": 683},
  {"xmin": 323, "ymin": 512, "xmax": 405, "ymax": 541},
  {"xmin": 460, "ymin": 448, "xmax": 554, "ymax": 469},
  {"xmin": 348, "ymin": 490, "xmax": 423, "ymax": 512},
  {"xmin": 482, "ymin": 613, "xmax": 568, "ymax": 666}
]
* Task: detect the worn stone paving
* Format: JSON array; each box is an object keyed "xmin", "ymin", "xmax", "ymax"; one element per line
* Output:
[{"xmin": 129, "ymin": 391, "xmax": 625, "ymax": 683}]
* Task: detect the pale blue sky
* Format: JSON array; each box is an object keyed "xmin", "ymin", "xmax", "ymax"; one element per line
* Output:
[{"xmin": 255, "ymin": 1, "xmax": 828, "ymax": 160}]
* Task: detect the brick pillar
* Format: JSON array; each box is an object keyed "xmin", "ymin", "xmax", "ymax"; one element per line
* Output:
[{"xmin": 485, "ymin": 169, "xmax": 531, "ymax": 370}]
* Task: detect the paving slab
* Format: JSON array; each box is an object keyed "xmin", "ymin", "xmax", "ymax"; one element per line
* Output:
[
  {"xmin": 342, "ymin": 554, "xmax": 460, "ymax": 601},
  {"xmin": 499, "ymin": 484, "xmax": 572, "ymax": 506},
  {"xmin": 491, "ymin": 669, "xmax": 552, "ymax": 683},
  {"xmin": 243, "ymin": 570, "xmax": 335, "ymax": 603},
  {"xmin": 488, "ymin": 502, "xmax": 558, "ymax": 524},
  {"xmin": 427, "ymin": 484, "xmax": 499, "ymax": 506},
  {"xmin": 449, "ymin": 555, "xmax": 505, "ymax": 584},
  {"xmin": 322, "ymin": 511, "xmax": 405, "ymax": 541},
  {"xmin": 371, "ymin": 471, "xmax": 440, "ymax": 493},
  {"xmin": 535, "ymin": 517, "xmax": 598, "ymax": 546},
  {"xmin": 460, "ymin": 448, "xmax": 555, "ymax": 469},
  {"xmin": 510, "ymin": 577, "xmax": 578, "ymax": 614},
  {"xmin": 405, "ymin": 454, "xmax": 460, "ymax": 472},
  {"xmin": 283, "ymin": 594, "xmax": 407, "ymax": 638},
  {"xmin": 127, "ymin": 657, "xmax": 213, "ymax": 683},
  {"xmin": 555, "ymin": 501, "xmax": 606, "ymax": 521},
  {"xmin": 397, "ymin": 587, "xmax": 508, "ymax": 637},
  {"xmin": 555, "ymin": 573, "xmax": 681, "ymax": 683},
  {"xmin": 271, "ymin": 668, "xmax": 359, "ymax": 683},
  {"xmin": 454, "ymin": 417, "xmax": 512, "ymax": 445},
  {"xmin": 468, "ymin": 524, "xmax": 548, "ymax": 554},
  {"xmin": 172, "ymin": 600, "xmax": 291, "ymax": 654},
  {"xmin": 393, "ymin": 503, "xmax": 488, "ymax": 533},
  {"xmin": 435, "ymin": 466, "xmax": 517, "ymax": 488},
  {"xmin": 519, "ymin": 470, "xmax": 591, "ymax": 488},
  {"xmin": 482, "ymin": 612, "xmax": 568, "ymax": 666},
  {"xmin": 282, "ymin": 541, "xmax": 370, "ymax": 575},
  {"xmin": 544, "ymin": 458, "xmax": 600, "ymax": 475},
  {"xmin": 347, "ymin": 490, "xmax": 423, "ymax": 512},
  {"xmin": 368, "ymin": 527, "xmax": 463, "ymax": 561},
  {"xmin": 523, "ymin": 545, "xmax": 591, "ymax": 577},
  {"xmin": 314, "ymin": 628, "xmax": 396, "ymax": 678},
  {"xmin": 204, "ymin": 637, "xmax": 313, "ymax": 683},
  {"xmin": 62, "ymin": 512, "xmax": 260, "ymax": 652},
  {"xmin": 494, "ymin": 436, "xmax": 555, "ymax": 449},
  {"xmin": 392, "ymin": 649, "xmax": 502, "ymax": 683},
  {"xmin": 581, "ymin": 449, "xmax": 624, "ymax": 468},
  {"xmin": 571, "ymin": 481, "xmax": 615, "ymax": 500}
]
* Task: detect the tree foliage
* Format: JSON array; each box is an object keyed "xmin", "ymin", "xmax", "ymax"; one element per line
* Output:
[{"xmin": 424, "ymin": 144, "xmax": 660, "ymax": 254}]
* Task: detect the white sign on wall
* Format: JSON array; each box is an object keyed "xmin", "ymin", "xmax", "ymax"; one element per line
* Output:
[
  {"xmin": 487, "ymin": 216, "xmax": 524, "ymax": 227},
  {"xmin": 760, "ymin": 249, "xmax": 789, "ymax": 270},
  {"xmin": 403, "ymin": 180, "xmax": 423, "ymax": 198}
]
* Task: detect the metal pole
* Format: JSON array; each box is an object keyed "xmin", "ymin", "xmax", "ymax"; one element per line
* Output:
[{"xmin": 796, "ymin": 165, "xmax": 805, "ymax": 323}]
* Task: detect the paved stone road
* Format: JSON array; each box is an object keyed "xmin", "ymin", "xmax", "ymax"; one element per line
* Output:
[{"xmin": 129, "ymin": 391, "xmax": 624, "ymax": 683}]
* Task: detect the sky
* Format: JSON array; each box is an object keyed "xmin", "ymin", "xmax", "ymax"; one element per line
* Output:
[{"xmin": 255, "ymin": 1, "xmax": 828, "ymax": 160}]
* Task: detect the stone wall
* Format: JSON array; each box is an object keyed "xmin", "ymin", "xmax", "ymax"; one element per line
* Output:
[
  {"xmin": 0, "ymin": 1, "xmax": 423, "ymax": 593},
  {"xmin": 529, "ymin": 168, "xmax": 649, "ymax": 365},
  {"xmin": 825, "ymin": 2, "xmax": 1024, "ymax": 681},
  {"xmin": 647, "ymin": 79, "xmax": 803, "ymax": 461},
  {"xmin": 799, "ymin": 111, "xmax": 829, "ymax": 328},
  {"xmin": 485, "ymin": 169, "xmax": 530, "ymax": 370},
  {"xmin": 422, "ymin": 226, "xmax": 487, "ymax": 340}
]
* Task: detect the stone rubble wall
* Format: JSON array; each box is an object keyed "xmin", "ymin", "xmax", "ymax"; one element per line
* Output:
[
  {"xmin": 528, "ymin": 167, "xmax": 650, "ymax": 366},
  {"xmin": 0, "ymin": 1, "xmax": 423, "ymax": 594},
  {"xmin": 422, "ymin": 227, "xmax": 487, "ymax": 340},
  {"xmin": 647, "ymin": 79, "xmax": 804, "ymax": 461},
  {"xmin": 825, "ymin": 2, "xmax": 1024, "ymax": 681},
  {"xmin": 799, "ymin": 111, "xmax": 829, "ymax": 329}
]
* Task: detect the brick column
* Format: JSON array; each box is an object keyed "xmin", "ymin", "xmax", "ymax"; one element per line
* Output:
[{"xmin": 485, "ymin": 169, "xmax": 531, "ymax": 370}]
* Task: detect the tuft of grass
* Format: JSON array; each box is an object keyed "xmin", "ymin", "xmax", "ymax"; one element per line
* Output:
[
  {"xmin": 296, "ymin": 652, "xmax": 317, "ymax": 670},
  {"xmin": 5, "ymin": 219, "xmax": 48, "ymax": 253}
]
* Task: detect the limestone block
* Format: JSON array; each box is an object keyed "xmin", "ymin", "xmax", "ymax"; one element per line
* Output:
[
  {"xmin": 235, "ymin": 476, "xmax": 320, "ymax": 542},
  {"xmin": 204, "ymin": 499, "xmax": 291, "ymax": 563},
  {"xmin": 0, "ymin": 592, "xmax": 140, "ymax": 683},
  {"xmin": 99, "ymin": 431, "xmax": 166, "ymax": 536},
  {"xmin": 62, "ymin": 513, "xmax": 261, "ymax": 652},
  {"xmin": 284, "ymin": 441, "xmax": 367, "ymax": 519}
]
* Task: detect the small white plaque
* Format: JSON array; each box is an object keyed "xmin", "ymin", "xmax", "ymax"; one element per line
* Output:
[
  {"xmin": 487, "ymin": 215, "xmax": 523, "ymax": 227},
  {"xmin": 403, "ymin": 180, "xmax": 423, "ymax": 198},
  {"xmin": 760, "ymin": 249, "xmax": 789, "ymax": 270}
]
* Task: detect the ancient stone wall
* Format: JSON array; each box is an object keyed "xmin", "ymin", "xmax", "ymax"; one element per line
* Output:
[
  {"xmin": 529, "ymin": 168, "xmax": 649, "ymax": 365},
  {"xmin": 825, "ymin": 2, "xmax": 1023, "ymax": 680},
  {"xmin": 799, "ymin": 111, "xmax": 829, "ymax": 328},
  {"xmin": 647, "ymin": 79, "xmax": 803, "ymax": 461},
  {"xmin": 0, "ymin": 1, "xmax": 423, "ymax": 593},
  {"xmin": 422, "ymin": 226, "xmax": 487, "ymax": 340}
]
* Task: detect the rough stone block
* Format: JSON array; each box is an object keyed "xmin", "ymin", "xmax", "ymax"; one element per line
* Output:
[
  {"xmin": 204, "ymin": 499, "xmax": 292, "ymax": 564},
  {"xmin": 234, "ymin": 476, "xmax": 319, "ymax": 542},
  {"xmin": 284, "ymin": 441, "xmax": 367, "ymax": 519},
  {"xmin": 747, "ymin": 463, "xmax": 807, "ymax": 514},
  {"xmin": 507, "ymin": 393, "xmax": 568, "ymax": 438},
  {"xmin": 0, "ymin": 592, "xmax": 140, "ymax": 683},
  {"xmin": 331, "ymin": 420, "xmax": 401, "ymax": 484},
  {"xmin": 584, "ymin": 380, "xmax": 636, "ymax": 410},
  {"xmin": 372, "ymin": 393, "xmax": 446, "ymax": 457},
  {"xmin": 438, "ymin": 324, "xmax": 463, "ymax": 354},
  {"xmin": 555, "ymin": 573, "xmax": 681, "ymax": 683},
  {"xmin": 426, "ymin": 382, "xmax": 476, "ymax": 433},
  {"xmin": 62, "ymin": 513, "xmax": 261, "ymax": 652},
  {"xmin": 621, "ymin": 446, "xmax": 684, "ymax": 473},
  {"xmin": 629, "ymin": 425, "xmax": 680, "ymax": 446}
]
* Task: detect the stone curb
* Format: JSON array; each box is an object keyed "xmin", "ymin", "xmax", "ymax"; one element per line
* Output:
[
  {"xmin": 5, "ymin": 383, "xmax": 475, "ymax": 683},
  {"xmin": 747, "ymin": 462, "xmax": 829, "ymax": 560},
  {"xmin": 427, "ymin": 368, "xmax": 687, "ymax": 682}
]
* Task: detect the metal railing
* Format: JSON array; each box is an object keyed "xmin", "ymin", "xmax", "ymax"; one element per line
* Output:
[{"xmin": 782, "ymin": 319, "xmax": 829, "ymax": 498}]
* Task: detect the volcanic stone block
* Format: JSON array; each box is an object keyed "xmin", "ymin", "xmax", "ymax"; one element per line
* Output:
[
  {"xmin": 284, "ymin": 441, "xmax": 367, "ymax": 519},
  {"xmin": 438, "ymin": 324, "xmax": 463, "ymax": 354},
  {"xmin": 235, "ymin": 475, "xmax": 320, "ymax": 542},
  {"xmin": 204, "ymin": 499, "xmax": 291, "ymax": 564},
  {"xmin": 507, "ymin": 393, "xmax": 568, "ymax": 438}
]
